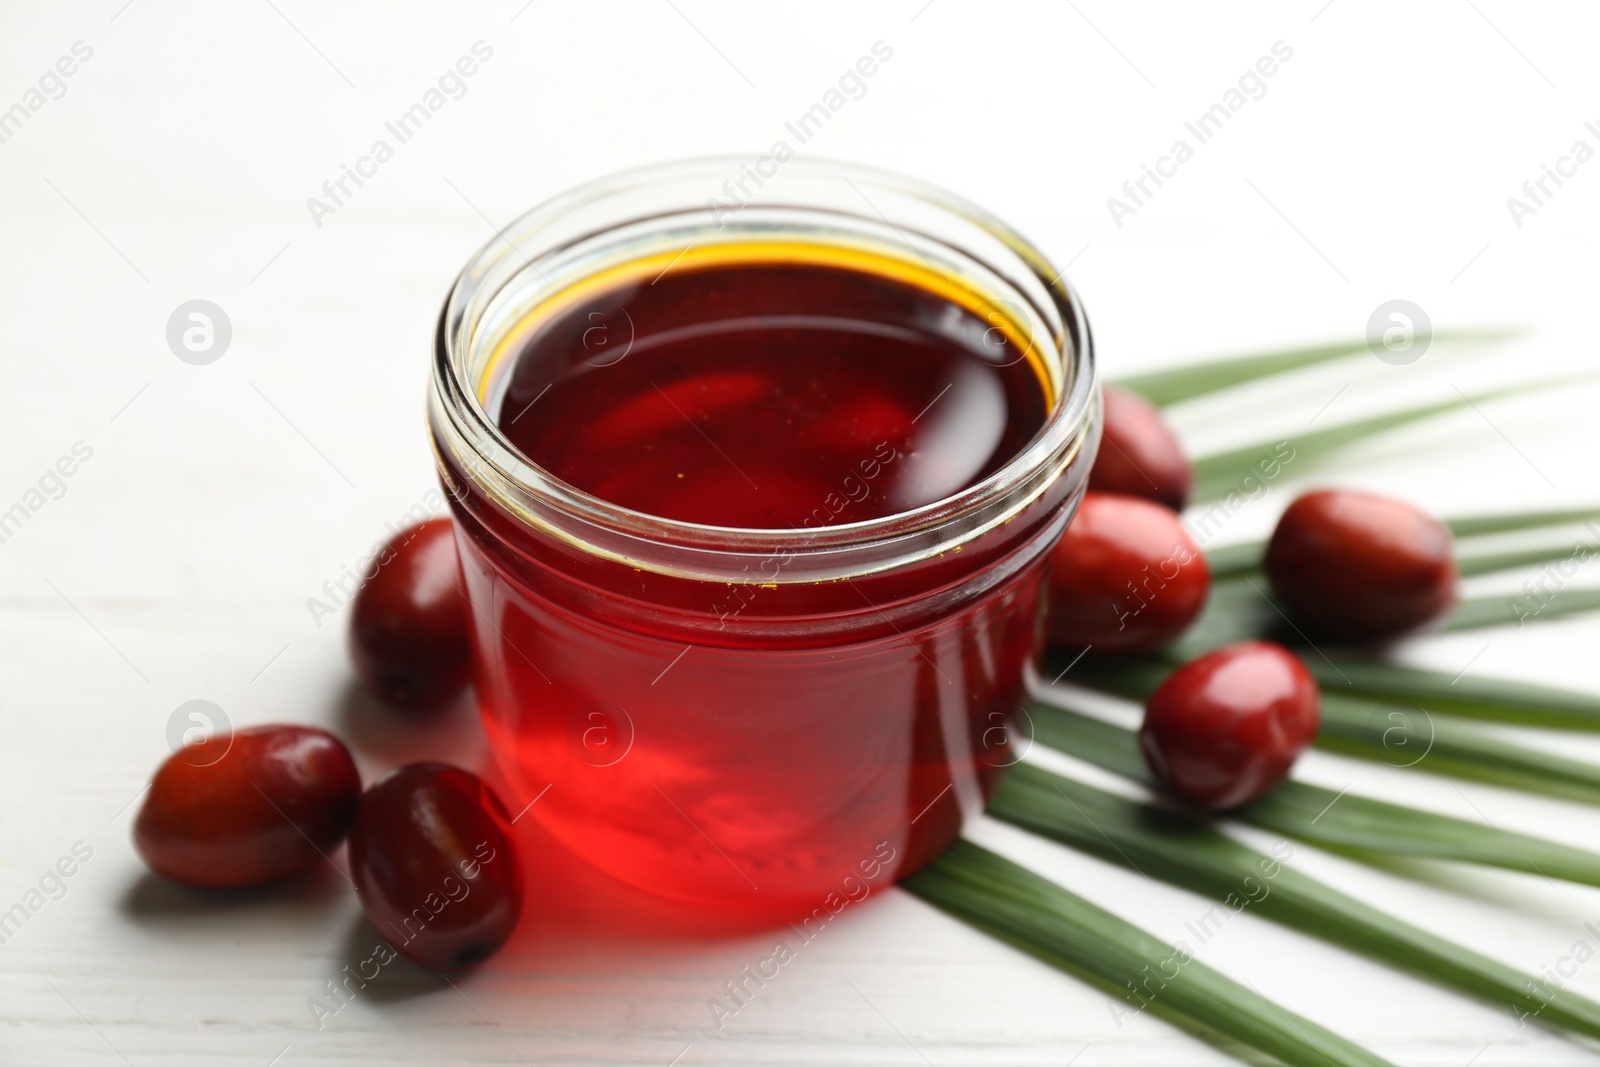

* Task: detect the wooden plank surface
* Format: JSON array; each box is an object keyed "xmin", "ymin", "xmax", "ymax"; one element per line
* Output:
[{"xmin": 4, "ymin": 2, "xmax": 1600, "ymax": 1064}]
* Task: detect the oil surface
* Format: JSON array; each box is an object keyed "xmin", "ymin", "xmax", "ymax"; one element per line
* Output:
[{"xmin": 490, "ymin": 249, "xmax": 1052, "ymax": 528}]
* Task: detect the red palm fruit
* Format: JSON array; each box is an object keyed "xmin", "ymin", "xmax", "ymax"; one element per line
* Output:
[
  {"xmin": 347, "ymin": 763, "xmax": 524, "ymax": 973},
  {"xmin": 1264, "ymin": 489, "xmax": 1457, "ymax": 642},
  {"xmin": 134, "ymin": 725, "xmax": 361, "ymax": 888},
  {"xmin": 349, "ymin": 517, "xmax": 472, "ymax": 712},
  {"xmin": 1089, "ymin": 386, "xmax": 1192, "ymax": 511},
  {"xmin": 1048, "ymin": 491, "xmax": 1210, "ymax": 653},
  {"xmin": 1139, "ymin": 641, "xmax": 1320, "ymax": 810}
]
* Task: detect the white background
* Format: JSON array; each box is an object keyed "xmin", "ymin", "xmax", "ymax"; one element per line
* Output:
[{"xmin": 3, "ymin": 1, "xmax": 1600, "ymax": 1064}]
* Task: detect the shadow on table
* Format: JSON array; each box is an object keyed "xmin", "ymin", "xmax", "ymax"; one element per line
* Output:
[
  {"xmin": 118, "ymin": 859, "xmax": 349, "ymax": 919},
  {"xmin": 331, "ymin": 913, "xmax": 447, "ymax": 1006},
  {"xmin": 331, "ymin": 677, "xmax": 488, "ymax": 779}
]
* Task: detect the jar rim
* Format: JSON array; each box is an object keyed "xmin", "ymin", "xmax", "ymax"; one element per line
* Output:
[{"xmin": 430, "ymin": 156, "xmax": 1098, "ymax": 575}]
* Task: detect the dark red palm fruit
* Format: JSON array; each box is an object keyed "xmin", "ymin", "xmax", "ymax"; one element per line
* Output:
[
  {"xmin": 133, "ymin": 726, "xmax": 361, "ymax": 888},
  {"xmin": 1047, "ymin": 491, "xmax": 1210, "ymax": 653},
  {"xmin": 349, "ymin": 517, "xmax": 471, "ymax": 712},
  {"xmin": 1089, "ymin": 385, "xmax": 1192, "ymax": 511},
  {"xmin": 1264, "ymin": 489, "xmax": 1457, "ymax": 643},
  {"xmin": 348, "ymin": 763, "xmax": 524, "ymax": 973},
  {"xmin": 1139, "ymin": 641, "xmax": 1320, "ymax": 810}
]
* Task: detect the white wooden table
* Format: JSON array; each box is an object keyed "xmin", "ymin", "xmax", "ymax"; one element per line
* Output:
[{"xmin": 5, "ymin": 2, "xmax": 1600, "ymax": 1063}]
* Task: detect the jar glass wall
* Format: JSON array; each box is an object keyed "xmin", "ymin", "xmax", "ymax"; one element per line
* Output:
[{"xmin": 429, "ymin": 157, "xmax": 1099, "ymax": 915}]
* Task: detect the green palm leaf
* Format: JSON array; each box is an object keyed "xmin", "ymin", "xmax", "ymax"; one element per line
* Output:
[
  {"xmin": 904, "ymin": 839, "xmax": 1397, "ymax": 1067},
  {"xmin": 1316, "ymin": 695, "xmax": 1600, "ymax": 803},
  {"xmin": 1202, "ymin": 540, "xmax": 1266, "ymax": 580},
  {"xmin": 1243, "ymin": 780, "xmax": 1600, "ymax": 884},
  {"xmin": 1446, "ymin": 587, "xmax": 1600, "ymax": 632},
  {"xmin": 1160, "ymin": 576, "xmax": 1286, "ymax": 661},
  {"xmin": 1049, "ymin": 655, "xmax": 1600, "ymax": 804},
  {"xmin": 1447, "ymin": 507, "xmax": 1600, "ymax": 538},
  {"xmin": 1305, "ymin": 660, "xmax": 1600, "ymax": 732},
  {"xmin": 1456, "ymin": 542, "xmax": 1600, "ymax": 577},
  {"xmin": 1110, "ymin": 330, "xmax": 1517, "ymax": 407},
  {"xmin": 930, "ymin": 335, "xmax": 1592, "ymax": 1065},
  {"xmin": 1112, "ymin": 339, "xmax": 1375, "ymax": 407},
  {"xmin": 1188, "ymin": 381, "xmax": 1562, "ymax": 505},
  {"xmin": 989, "ymin": 762, "xmax": 1600, "ymax": 1042},
  {"xmin": 1047, "ymin": 650, "xmax": 1206, "ymax": 702},
  {"xmin": 1027, "ymin": 699, "xmax": 1600, "ymax": 886}
]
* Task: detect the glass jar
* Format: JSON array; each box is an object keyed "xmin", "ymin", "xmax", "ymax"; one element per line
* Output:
[{"xmin": 429, "ymin": 157, "xmax": 1099, "ymax": 916}]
